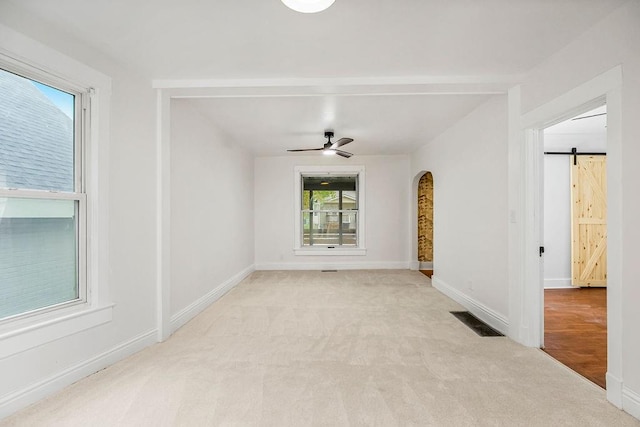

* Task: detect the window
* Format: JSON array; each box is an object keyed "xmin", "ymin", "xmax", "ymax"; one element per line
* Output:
[
  {"xmin": 294, "ymin": 165, "xmax": 366, "ymax": 255},
  {"xmin": 302, "ymin": 175, "xmax": 358, "ymax": 247},
  {"xmin": 0, "ymin": 33, "xmax": 112, "ymax": 359},
  {"xmin": 0, "ymin": 66, "xmax": 86, "ymax": 321}
]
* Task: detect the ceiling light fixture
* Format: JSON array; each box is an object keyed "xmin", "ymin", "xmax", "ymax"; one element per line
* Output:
[
  {"xmin": 322, "ymin": 149, "xmax": 336, "ymax": 156},
  {"xmin": 281, "ymin": 0, "xmax": 335, "ymax": 13}
]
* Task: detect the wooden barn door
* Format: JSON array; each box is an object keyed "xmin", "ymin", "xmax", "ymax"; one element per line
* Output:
[{"xmin": 571, "ymin": 156, "xmax": 607, "ymax": 287}]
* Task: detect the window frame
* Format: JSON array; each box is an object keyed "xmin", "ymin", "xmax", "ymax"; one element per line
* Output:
[
  {"xmin": 0, "ymin": 63, "xmax": 88, "ymax": 322},
  {"xmin": 0, "ymin": 38, "xmax": 113, "ymax": 358},
  {"xmin": 293, "ymin": 165, "xmax": 366, "ymax": 256}
]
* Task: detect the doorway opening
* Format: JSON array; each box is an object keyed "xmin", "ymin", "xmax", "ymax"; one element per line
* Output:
[
  {"xmin": 417, "ymin": 172, "xmax": 433, "ymax": 278},
  {"xmin": 541, "ymin": 105, "xmax": 607, "ymax": 388}
]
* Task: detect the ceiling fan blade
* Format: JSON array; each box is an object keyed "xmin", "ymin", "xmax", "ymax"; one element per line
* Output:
[
  {"xmin": 331, "ymin": 138, "xmax": 353, "ymax": 149},
  {"xmin": 334, "ymin": 149, "xmax": 353, "ymax": 158},
  {"xmin": 287, "ymin": 148, "xmax": 324, "ymax": 152}
]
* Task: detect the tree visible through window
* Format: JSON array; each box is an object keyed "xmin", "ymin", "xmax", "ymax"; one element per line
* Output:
[
  {"xmin": 0, "ymin": 67, "xmax": 84, "ymax": 321},
  {"xmin": 301, "ymin": 175, "xmax": 358, "ymax": 246}
]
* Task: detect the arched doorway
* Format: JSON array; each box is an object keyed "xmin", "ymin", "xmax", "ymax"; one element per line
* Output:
[{"xmin": 417, "ymin": 172, "xmax": 433, "ymax": 276}]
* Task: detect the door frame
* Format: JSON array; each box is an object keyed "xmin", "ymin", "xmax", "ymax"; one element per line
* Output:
[{"xmin": 508, "ymin": 66, "xmax": 623, "ymax": 407}]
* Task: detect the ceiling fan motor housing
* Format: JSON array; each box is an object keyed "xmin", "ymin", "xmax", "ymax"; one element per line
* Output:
[{"xmin": 324, "ymin": 131, "xmax": 334, "ymax": 148}]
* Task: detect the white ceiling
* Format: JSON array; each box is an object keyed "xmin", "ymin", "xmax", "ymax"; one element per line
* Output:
[
  {"xmin": 0, "ymin": 0, "xmax": 626, "ymax": 156},
  {"xmin": 545, "ymin": 105, "xmax": 607, "ymax": 136},
  {"xmin": 3, "ymin": 0, "xmax": 625, "ymax": 79},
  {"xmin": 543, "ymin": 105, "xmax": 607, "ymax": 152},
  {"xmin": 181, "ymin": 94, "xmax": 492, "ymax": 156}
]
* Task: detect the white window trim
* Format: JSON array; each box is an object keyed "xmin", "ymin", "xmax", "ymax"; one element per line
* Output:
[
  {"xmin": 293, "ymin": 165, "xmax": 366, "ymax": 256},
  {"xmin": 0, "ymin": 26, "xmax": 113, "ymax": 359}
]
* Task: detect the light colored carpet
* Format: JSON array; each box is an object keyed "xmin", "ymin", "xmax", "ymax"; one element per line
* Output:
[{"xmin": 2, "ymin": 270, "xmax": 638, "ymax": 426}]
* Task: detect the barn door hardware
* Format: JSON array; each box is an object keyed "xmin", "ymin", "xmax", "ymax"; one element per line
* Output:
[{"xmin": 544, "ymin": 147, "xmax": 606, "ymax": 165}]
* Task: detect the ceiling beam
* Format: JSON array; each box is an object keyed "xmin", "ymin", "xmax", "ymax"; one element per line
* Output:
[{"xmin": 153, "ymin": 75, "xmax": 523, "ymax": 98}]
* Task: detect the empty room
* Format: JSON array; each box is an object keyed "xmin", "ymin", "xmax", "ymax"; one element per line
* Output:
[{"xmin": 1, "ymin": 0, "xmax": 639, "ymax": 425}]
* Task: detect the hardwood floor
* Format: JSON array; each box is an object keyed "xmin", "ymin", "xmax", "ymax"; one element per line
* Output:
[
  {"xmin": 420, "ymin": 270, "xmax": 433, "ymax": 278},
  {"xmin": 543, "ymin": 288, "xmax": 607, "ymax": 389}
]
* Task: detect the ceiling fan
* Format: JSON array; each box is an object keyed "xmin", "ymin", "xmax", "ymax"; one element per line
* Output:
[{"xmin": 287, "ymin": 131, "xmax": 354, "ymax": 158}]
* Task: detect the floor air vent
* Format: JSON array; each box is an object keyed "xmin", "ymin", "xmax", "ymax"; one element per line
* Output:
[
  {"xmin": 321, "ymin": 270, "xmax": 338, "ymax": 272},
  {"xmin": 450, "ymin": 311, "xmax": 504, "ymax": 337}
]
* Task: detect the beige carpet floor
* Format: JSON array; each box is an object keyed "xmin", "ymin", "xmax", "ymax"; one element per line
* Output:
[{"xmin": 2, "ymin": 270, "xmax": 638, "ymax": 426}]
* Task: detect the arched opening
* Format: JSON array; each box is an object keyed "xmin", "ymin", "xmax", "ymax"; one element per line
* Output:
[{"xmin": 417, "ymin": 172, "xmax": 433, "ymax": 276}]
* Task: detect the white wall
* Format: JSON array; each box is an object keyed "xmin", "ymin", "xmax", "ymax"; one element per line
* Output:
[
  {"xmin": 517, "ymin": 0, "xmax": 640, "ymax": 417},
  {"xmin": 107, "ymin": 65, "xmax": 158, "ymax": 333},
  {"xmin": 254, "ymin": 155, "xmax": 410, "ymax": 269},
  {"xmin": 542, "ymin": 155, "xmax": 572, "ymax": 288},
  {"xmin": 170, "ymin": 100, "xmax": 254, "ymax": 321},
  {"xmin": 410, "ymin": 95, "xmax": 509, "ymax": 332}
]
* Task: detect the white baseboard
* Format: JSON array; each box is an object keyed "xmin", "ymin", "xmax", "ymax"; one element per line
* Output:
[
  {"xmin": 623, "ymin": 386, "xmax": 640, "ymax": 421},
  {"xmin": 254, "ymin": 261, "xmax": 411, "ymax": 271},
  {"xmin": 170, "ymin": 264, "xmax": 254, "ymax": 333},
  {"xmin": 410, "ymin": 261, "xmax": 419, "ymax": 270},
  {"xmin": 0, "ymin": 329, "xmax": 157, "ymax": 420},
  {"xmin": 419, "ymin": 262, "xmax": 433, "ymax": 270},
  {"xmin": 607, "ymin": 372, "xmax": 623, "ymax": 408},
  {"xmin": 431, "ymin": 275, "xmax": 509, "ymax": 335},
  {"xmin": 544, "ymin": 278, "xmax": 573, "ymax": 289}
]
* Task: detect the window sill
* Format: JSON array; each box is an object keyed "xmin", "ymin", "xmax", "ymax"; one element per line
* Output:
[
  {"xmin": 0, "ymin": 304, "xmax": 114, "ymax": 360},
  {"xmin": 294, "ymin": 247, "xmax": 367, "ymax": 256}
]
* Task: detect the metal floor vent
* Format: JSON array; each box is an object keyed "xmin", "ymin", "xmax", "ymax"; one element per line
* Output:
[
  {"xmin": 450, "ymin": 311, "xmax": 504, "ymax": 337},
  {"xmin": 321, "ymin": 270, "xmax": 338, "ymax": 272}
]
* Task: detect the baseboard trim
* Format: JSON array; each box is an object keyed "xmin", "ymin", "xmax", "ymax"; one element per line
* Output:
[
  {"xmin": 607, "ymin": 372, "xmax": 623, "ymax": 408},
  {"xmin": 170, "ymin": 264, "xmax": 254, "ymax": 333},
  {"xmin": 432, "ymin": 275, "xmax": 509, "ymax": 335},
  {"xmin": 0, "ymin": 329, "xmax": 157, "ymax": 420},
  {"xmin": 254, "ymin": 261, "xmax": 411, "ymax": 271},
  {"xmin": 544, "ymin": 278, "xmax": 573, "ymax": 289},
  {"xmin": 419, "ymin": 261, "xmax": 433, "ymax": 270},
  {"xmin": 623, "ymin": 386, "xmax": 640, "ymax": 421},
  {"xmin": 410, "ymin": 261, "xmax": 420, "ymax": 270}
]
